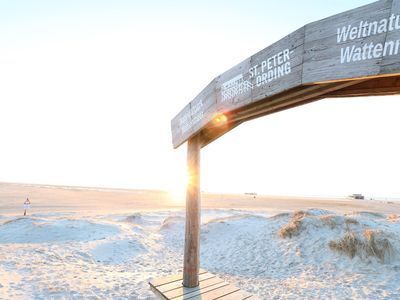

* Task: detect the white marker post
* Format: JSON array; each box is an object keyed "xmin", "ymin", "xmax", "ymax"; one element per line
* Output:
[{"xmin": 23, "ymin": 198, "xmax": 31, "ymax": 216}]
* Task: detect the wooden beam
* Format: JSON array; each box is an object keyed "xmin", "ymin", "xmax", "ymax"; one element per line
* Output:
[
  {"xmin": 232, "ymin": 80, "xmax": 366, "ymax": 124},
  {"xmin": 325, "ymin": 77, "xmax": 400, "ymax": 98},
  {"xmin": 199, "ymin": 79, "xmax": 367, "ymax": 147},
  {"xmin": 171, "ymin": 1, "xmax": 400, "ymax": 149},
  {"xmin": 200, "ymin": 121, "xmax": 243, "ymax": 148},
  {"xmin": 183, "ymin": 134, "xmax": 201, "ymax": 287}
]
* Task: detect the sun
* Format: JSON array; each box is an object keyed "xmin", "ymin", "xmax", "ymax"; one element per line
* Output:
[
  {"xmin": 168, "ymin": 183, "xmax": 186, "ymax": 205},
  {"xmin": 168, "ymin": 173, "xmax": 189, "ymax": 205}
]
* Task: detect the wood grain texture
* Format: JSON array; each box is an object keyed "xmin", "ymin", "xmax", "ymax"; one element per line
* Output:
[
  {"xmin": 250, "ymin": 26, "xmax": 305, "ymax": 103},
  {"xmin": 150, "ymin": 269, "xmax": 207, "ymax": 288},
  {"xmin": 171, "ymin": 0, "xmax": 400, "ymax": 148},
  {"xmin": 325, "ymin": 77, "xmax": 400, "ymax": 97},
  {"xmin": 215, "ymin": 58, "xmax": 252, "ymax": 114},
  {"xmin": 157, "ymin": 272, "xmax": 215, "ymax": 294},
  {"xmin": 380, "ymin": 0, "xmax": 400, "ymax": 75},
  {"xmin": 149, "ymin": 270, "xmax": 259, "ymax": 300},
  {"xmin": 302, "ymin": 0, "xmax": 391, "ymax": 83},
  {"xmin": 183, "ymin": 134, "xmax": 201, "ymax": 288},
  {"xmin": 163, "ymin": 277, "xmax": 225, "ymax": 299}
]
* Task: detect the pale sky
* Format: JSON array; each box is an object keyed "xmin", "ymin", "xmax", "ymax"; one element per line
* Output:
[{"xmin": 1, "ymin": 0, "xmax": 399, "ymax": 198}]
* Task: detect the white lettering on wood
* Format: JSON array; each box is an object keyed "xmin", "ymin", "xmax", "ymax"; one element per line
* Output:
[
  {"xmin": 337, "ymin": 14, "xmax": 400, "ymax": 64},
  {"xmin": 221, "ymin": 48, "xmax": 293, "ymax": 102},
  {"xmin": 221, "ymin": 74, "xmax": 253, "ymax": 102}
]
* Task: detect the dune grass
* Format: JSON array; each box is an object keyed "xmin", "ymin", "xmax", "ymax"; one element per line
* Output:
[
  {"xmin": 345, "ymin": 218, "xmax": 359, "ymax": 225},
  {"xmin": 278, "ymin": 210, "xmax": 307, "ymax": 238},
  {"xmin": 319, "ymin": 215, "xmax": 338, "ymax": 229},
  {"xmin": 387, "ymin": 214, "xmax": 398, "ymax": 222},
  {"xmin": 329, "ymin": 229, "xmax": 394, "ymax": 262}
]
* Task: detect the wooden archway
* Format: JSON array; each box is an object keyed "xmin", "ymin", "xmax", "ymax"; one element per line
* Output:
[{"xmin": 171, "ymin": 0, "xmax": 400, "ymax": 287}]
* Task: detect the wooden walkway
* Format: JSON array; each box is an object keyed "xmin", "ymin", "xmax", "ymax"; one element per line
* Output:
[{"xmin": 149, "ymin": 269, "xmax": 258, "ymax": 300}]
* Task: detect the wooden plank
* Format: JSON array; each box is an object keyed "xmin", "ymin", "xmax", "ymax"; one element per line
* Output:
[
  {"xmin": 233, "ymin": 80, "xmax": 365, "ymax": 123},
  {"xmin": 200, "ymin": 79, "xmax": 365, "ymax": 147},
  {"xmin": 150, "ymin": 274, "xmax": 184, "ymax": 288},
  {"xmin": 235, "ymin": 84, "xmax": 327, "ymax": 121},
  {"xmin": 163, "ymin": 276, "xmax": 225, "ymax": 299},
  {"xmin": 215, "ymin": 58, "xmax": 252, "ymax": 114},
  {"xmin": 171, "ymin": 104, "xmax": 193, "ymax": 149},
  {"xmin": 150, "ymin": 284, "xmax": 168, "ymax": 300},
  {"xmin": 218, "ymin": 289, "xmax": 258, "ymax": 300},
  {"xmin": 189, "ymin": 80, "xmax": 217, "ymax": 135},
  {"xmin": 183, "ymin": 134, "xmax": 201, "ymax": 287},
  {"xmin": 250, "ymin": 26, "xmax": 305, "ymax": 103},
  {"xmin": 188, "ymin": 283, "xmax": 240, "ymax": 300},
  {"xmin": 200, "ymin": 121, "xmax": 243, "ymax": 149},
  {"xmin": 150, "ymin": 271, "xmax": 258, "ymax": 300},
  {"xmin": 150, "ymin": 269, "xmax": 207, "ymax": 288},
  {"xmin": 379, "ymin": 0, "xmax": 400, "ymax": 75},
  {"xmin": 172, "ymin": 281, "xmax": 229, "ymax": 300},
  {"xmin": 157, "ymin": 272, "xmax": 216, "ymax": 294},
  {"xmin": 171, "ymin": 81, "xmax": 217, "ymax": 149},
  {"xmin": 302, "ymin": 0, "xmax": 391, "ymax": 84},
  {"xmin": 325, "ymin": 76, "xmax": 400, "ymax": 97}
]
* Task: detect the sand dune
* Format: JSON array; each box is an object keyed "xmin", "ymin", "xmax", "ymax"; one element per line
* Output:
[{"xmin": 1, "ymin": 182, "xmax": 400, "ymax": 299}]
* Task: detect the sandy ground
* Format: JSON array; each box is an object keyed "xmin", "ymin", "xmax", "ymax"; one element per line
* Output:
[
  {"xmin": 1, "ymin": 182, "xmax": 400, "ymax": 216},
  {"xmin": 1, "ymin": 182, "xmax": 400, "ymax": 299}
]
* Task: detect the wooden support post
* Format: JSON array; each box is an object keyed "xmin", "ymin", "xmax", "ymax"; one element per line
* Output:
[{"xmin": 183, "ymin": 134, "xmax": 201, "ymax": 288}]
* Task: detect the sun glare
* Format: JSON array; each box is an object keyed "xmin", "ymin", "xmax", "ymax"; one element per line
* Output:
[
  {"xmin": 169, "ymin": 183, "xmax": 186, "ymax": 205},
  {"xmin": 168, "ymin": 172, "xmax": 189, "ymax": 205},
  {"xmin": 213, "ymin": 114, "xmax": 228, "ymax": 125}
]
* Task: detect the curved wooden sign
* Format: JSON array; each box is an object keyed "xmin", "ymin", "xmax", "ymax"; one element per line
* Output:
[{"xmin": 171, "ymin": 0, "xmax": 400, "ymax": 148}]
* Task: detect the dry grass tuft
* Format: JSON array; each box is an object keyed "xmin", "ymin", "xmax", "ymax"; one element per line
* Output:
[
  {"xmin": 269, "ymin": 212, "xmax": 290, "ymax": 220},
  {"xmin": 387, "ymin": 214, "xmax": 398, "ymax": 222},
  {"xmin": 363, "ymin": 229, "xmax": 394, "ymax": 261},
  {"xmin": 278, "ymin": 210, "xmax": 307, "ymax": 238},
  {"xmin": 329, "ymin": 229, "xmax": 394, "ymax": 262},
  {"xmin": 319, "ymin": 215, "xmax": 359, "ymax": 229},
  {"xmin": 320, "ymin": 215, "xmax": 338, "ymax": 229},
  {"xmin": 345, "ymin": 218, "xmax": 359, "ymax": 225},
  {"xmin": 278, "ymin": 219, "xmax": 302, "ymax": 238},
  {"xmin": 293, "ymin": 210, "xmax": 308, "ymax": 219},
  {"xmin": 329, "ymin": 231, "xmax": 360, "ymax": 258},
  {"xmin": 363, "ymin": 229, "xmax": 375, "ymax": 240}
]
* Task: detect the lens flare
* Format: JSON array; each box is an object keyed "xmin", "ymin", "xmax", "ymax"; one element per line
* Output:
[
  {"xmin": 168, "ymin": 169, "xmax": 190, "ymax": 205},
  {"xmin": 214, "ymin": 114, "xmax": 228, "ymax": 125}
]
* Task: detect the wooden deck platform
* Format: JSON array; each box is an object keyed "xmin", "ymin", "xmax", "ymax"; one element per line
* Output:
[{"xmin": 149, "ymin": 269, "xmax": 258, "ymax": 300}]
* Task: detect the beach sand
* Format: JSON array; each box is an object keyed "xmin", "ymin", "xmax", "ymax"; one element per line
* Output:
[
  {"xmin": 1, "ymin": 182, "xmax": 400, "ymax": 299},
  {"xmin": 1, "ymin": 182, "xmax": 399, "ymax": 216}
]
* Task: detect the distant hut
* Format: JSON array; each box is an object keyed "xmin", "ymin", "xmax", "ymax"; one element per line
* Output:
[{"xmin": 349, "ymin": 193, "xmax": 364, "ymax": 200}]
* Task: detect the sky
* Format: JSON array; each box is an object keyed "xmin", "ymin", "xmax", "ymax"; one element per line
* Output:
[{"xmin": 1, "ymin": 0, "xmax": 399, "ymax": 198}]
